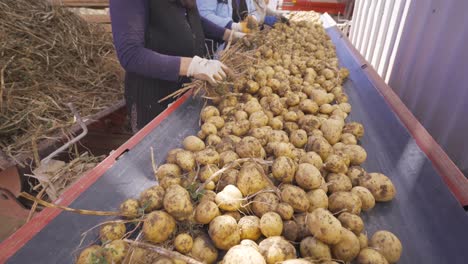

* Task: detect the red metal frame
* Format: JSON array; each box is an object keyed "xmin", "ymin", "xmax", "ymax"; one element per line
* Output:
[
  {"xmin": 280, "ymin": 1, "xmax": 346, "ymax": 14},
  {"xmin": 0, "ymin": 91, "xmax": 192, "ymax": 262}
]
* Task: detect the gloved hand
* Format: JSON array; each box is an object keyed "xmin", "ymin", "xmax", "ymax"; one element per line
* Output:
[
  {"xmin": 231, "ymin": 21, "xmax": 251, "ymax": 33},
  {"xmin": 187, "ymin": 56, "xmax": 229, "ymax": 85},
  {"xmin": 264, "ymin": 16, "xmax": 278, "ymax": 27},
  {"xmin": 232, "ymin": 31, "xmax": 246, "ymax": 41}
]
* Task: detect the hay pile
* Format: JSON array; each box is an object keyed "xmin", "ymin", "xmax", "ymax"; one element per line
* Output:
[{"xmin": 0, "ymin": 0, "xmax": 123, "ymax": 165}]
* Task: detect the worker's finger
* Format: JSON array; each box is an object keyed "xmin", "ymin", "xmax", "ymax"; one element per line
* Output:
[
  {"xmin": 206, "ymin": 76, "xmax": 217, "ymax": 86},
  {"xmin": 218, "ymin": 68, "xmax": 227, "ymax": 79},
  {"xmin": 213, "ymin": 73, "xmax": 223, "ymax": 82},
  {"xmin": 221, "ymin": 64, "xmax": 235, "ymax": 78}
]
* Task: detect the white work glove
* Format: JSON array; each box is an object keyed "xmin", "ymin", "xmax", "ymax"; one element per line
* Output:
[
  {"xmin": 187, "ymin": 56, "xmax": 228, "ymax": 85},
  {"xmin": 232, "ymin": 31, "xmax": 246, "ymax": 41},
  {"xmin": 231, "ymin": 22, "xmax": 252, "ymax": 33}
]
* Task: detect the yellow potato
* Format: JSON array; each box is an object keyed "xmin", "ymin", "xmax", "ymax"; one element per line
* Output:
[
  {"xmin": 306, "ymin": 189, "xmax": 328, "ymax": 212},
  {"xmin": 99, "ymin": 222, "xmax": 126, "ymax": 243},
  {"xmin": 276, "ymin": 202, "xmax": 294, "ymax": 220},
  {"xmin": 356, "ymin": 248, "xmax": 389, "ymax": 264},
  {"xmin": 321, "ymin": 119, "xmax": 344, "ymax": 145},
  {"xmin": 306, "ymin": 208, "xmax": 343, "ymax": 245},
  {"xmin": 163, "ymin": 185, "xmax": 193, "ymax": 221},
  {"xmin": 260, "ymin": 212, "xmax": 283, "ymax": 237},
  {"xmin": 358, "ymin": 233, "xmax": 368, "ymax": 249},
  {"xmin": 331, "ymin": 228, "xmax": 360, "ymax": 262},
  {"xmin": 347, "ymin": 166, "xmax": 366, "ymax": 186},
  {"xmin": 195, "ymin": 148, "xmax": 220, "ymax": 166},
  {"xmin": 252, "ymin": 192, "xmax": 280, "ymax": 217},
  {"xmin": 295, "ymin": 163, "xmax": 322, "ymax": 190},
  {"xmin": 142, "ymin": 211, "xmax": 176, "ymax": 243},
  {"xmin": 183, "ymin": 135, "xmax": 205, "ymax": 152},
  {"xmin": 215, "ymin": 185, "xmax": 243, "ymax": 211},
  {"xmin": 351, "ymin": 186, "xmax": 375, "ymax": 211},
  {"xmin": 325, "ymin": 154, "xmax": 348, "ymax": 174},
  {"xmin": 328, "ymin": 191, "xmax": 362, "ymax": 215},
  {"xmin": 195, "ymin": 201, "xmax": 220, "ymax": 224},
  {"xmin": 175, "ymin": 150, "xmax": 196, "ymax": 171},
  {"xmin": 359, "ymin": 173, "xmax": 396, "ymax": 202},
  {"xmin": 208, "ymin": 215, "xmax": 241, "ymax": 250},
  {"xmin": 201, "ymin": 106, "xmax": 220, "ymax": 122},
  {"xmin": 259, "ymin": 236, "xmax": 296, "ymax": 264},
  {"xmin": 219, "ymin": 151, "xmax": 239, "ymax": 167},
  {"xmin": 237, "ymin": 161, "xmax": 269, "ymax": 196},
  {"xmin": 370, "ymin": 231, "xmax": 402, "ymax": 263},
  {"xmin": 119, "ymin": 199, "xmax": 141, "ymax": 219},
  {"xmin": 199, "ymin": 164, "xmax": 220, "ymax": 182},
  {"xmin": 272, "ymin": 156, "xmax": 296, "ymax": 183},
  {"xmin": 139, "ymin": 185, "xmax": 165, "ymax": 213},
  {"xmin": 76, "ymin": 245, "xmax": 112, "ymax": 264},
  {"xmin": 174, "ymin": 233, "xmax": 193, "ymax": 254},
  {"xmin": 235, "ymin": 136, "xmax": 264, "ymax": 158},
  {"xmin": 338, "ymin": 212, "xmax": 364, "ymax": 235},
  {"xmin": 223, "ymin": 245, "xmax": 266, "ymax": 264},
  {"xmin": 191, "ymin": 235, "xmax": 218, "ymax": 264},
  {"xmin": 238, "ymin": 216, "xmax": 262, "ymax": 240},
  {"xmin": 281, "ymin": 184, "xmax": 310, "ymax": 212},
  {"xmin": 300, "ymin": 236, "xmax": 332, "ymax": 260},
  {"xmin": 299, "ymin": 151, "xmax": 323, "ymax": 169},
  {"xmin": 343, "ymin": 122, "xmax": 365, "ymax": 139},
  {"xmin": 290, "ymin": 129, "xmax": 308, "ymax": 148},
  {"xmin": 104, "ymin": 240, "xmax": 128, "ymax": 264}
]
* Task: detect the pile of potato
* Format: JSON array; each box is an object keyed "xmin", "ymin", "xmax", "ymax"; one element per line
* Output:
[{"xmin": 77, "ymin": 17, "xmax": 402, "ymax": 264}]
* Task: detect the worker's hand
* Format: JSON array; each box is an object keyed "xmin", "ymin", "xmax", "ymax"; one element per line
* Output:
[
  {"xmin": 264, "ymin": 16, "xmax": 278, "ymax": 27},
  {"xmin": 232, "ymin": 31, "xmax": 246, "ymax": 41},
  {"xmin": 187, "ymin": 56, "xmax": 229, "ymax": 85},
  {"xmin": 231, "ymin": 22, "xmax": 251, "ymax": 33}
]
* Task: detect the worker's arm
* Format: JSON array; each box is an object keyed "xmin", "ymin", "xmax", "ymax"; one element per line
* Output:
[
  {"xmin": 197, "ymin": 0, "xmax": 233, "ymax": 29},
  {"xmin": 200, "ymin": 16, "xmax": 228, "ymax": 41},
  {"xmin": 110, "ymin": 0, "xmax": 181, "ymax": 81}
]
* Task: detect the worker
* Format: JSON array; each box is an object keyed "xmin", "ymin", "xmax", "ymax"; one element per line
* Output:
[
  {"xmin": 197, "ymin": 0, "xmax": 261, "ymax": 32},
  {"xmin": 251, "ymin": 0, "xmax": 288, "ymax": 27},
  {"xmin": 110, "ymin": 0, "xmax": 244, "ymax": 132}
]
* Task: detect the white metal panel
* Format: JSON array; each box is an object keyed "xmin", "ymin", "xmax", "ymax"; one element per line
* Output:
[{"xmin": 350, "ymin": 0, "xmax": 468, "ymax": 175}]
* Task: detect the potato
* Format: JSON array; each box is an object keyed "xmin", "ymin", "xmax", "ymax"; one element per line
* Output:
[
  {"xmin": 237, "ymin": 161, "xmax": 269, "ymax": 196},
  {"xmin": 338, "ymin": 212, "xmax": 364, "ymax": 235},
  {"xmin": 216, "ymin": 136, "xmax": 237, "ymax": 153},
  {"xmin": 223, "ymin": 244, "xmax": 266, "ymax": 264},
  {"xmin": 299, "ymin": 115, "xmax": 321, "ymax": 134},
  {"xmin": 238, "ymin": 216, "xmax": 262, "ymax": 240},
  {"xmin": 321, "ymin": 119, "xmax": 344, "ymax": 145},
  {"xmin": 328, "ymin": 192, "xmax": 362, "ymax": 215},
  {"xmin": 359, "ymin": 173, "xmax": 396, "ymax": 202},
  {"xmin": 215, "ymin": 185, "xmax": 243, "ymax": 211},
  {"xmin": 99, "ymin": 222, "xmax": 126, "ymax": 243},
  {"xmin": 175, "ymin": 150, "xmax": 196, "ymax": 171},
  {"xmin": 196, "ymin": 148, "xmax": 220, "ymax": 166},
  {"xmin": 347, "ymin": 166, "xmax": 366, "ymax": 186},
  {"xmin": 306, "ymin": 136, "xmax": 332, "ymax": 161},
  {"xmin": 163, "ymin": 185, "xmax": 193, "ymax": 221},
  {"xmin": 143, "ymin": 211, "xmax": 176, "ymax": 243},
  {"xmin": 276, "ymin": 202, "xmax": 294, "ymax": 220},
  {"xmin": 299, "ymin": 99, "xmax": 319, "ymax": 114},
  {"xmin": 351, "ymin": 186, "xmax": 375, "ymax": 211},
  {"xmin": 294, "ymin": 213, "xmax": 312, "ymax": 241},
  {"xmin": 283, "ymin": 122, "xmax": 300, "ymax": 134},
  {"xmin": 259, "ymin": 212, "xmax": 283, "ymax": 237},
  {"xmin": 295, "ymin": 163, "xmax": 322, "ymax": 190},
  {"xmin": 356, "ymin": 248, "xmax": 389, "ymax": 264},
  {"xmin": 200, "ymin": 190, "xmax": 217, "ymax": 203},
  {"xmin": 216, "ymin": 169, "xmax": 238, "ymax": 191},
  {"xmin": 268, "ymin": 130, "xmax": 290, "ymax": 143},
  {"xmin": 153, "ymin": 257, "xmax": 175, "ymax": 264},
  {"xmin": 201, "ymin": 106, "xmax": 220, "ymax": 122},
  {"xmin": 332, "ymin": 228, "xmax": 360, "ymax": 262},
  {"xmin": 370, "ymin": 231, "xmax": 402, "ymax": 263},
  {"xmin": 76, "ymin": 245, "xmax": 112, "ymax": 264},
  {"xmin": 195, "ymin": 201, "xmax": 220, "ymax": 224},
  {"xmin": 191, "ymin": 235, "xmax": 218, "ymax": 264},
  {"xmin": 299, "ymin": 151, "xmax": 323, "ymax": 169},
  {"xmin": 341, "ymin": 133, "xmax": 357, "ymax": 145},
  {"xmin": 209, "ymin": 215, "xmax": 241, "ymax": 250},
  {"xmin": 252, "ymin": 192, "xmax": 280, "ymax": 217},
  {"xmin": 249, "ymin": 111, "xmax": 269, "ymax": 128},
  {"xmin": 174, "ymin": 233, "xmax": 193, "ymax": 254},
  {"xmin": 327, "ymin": 173, "xmax": 352, "ymax": 193},
  {"xmin": 319, "ymin": 103, "xmax": 334, "ymax": 114},
  {"xmin": 342, "ymin": 145, "xmax": 367, "ymax": 165},
  {"xmin": 269, "ymin": 117, "xmax": 283, "ymax": 130},
  {"xmin": 310, "ymin": 89, "xmax": 329, "ymax": 106},
  {"xmin": 119, "ymin": 199, "xmax": 141, "ymax": 219},
  {"xmin": 205, "ymin": 181, "xmax": 216, "ymax": 191},
  {"xmin": 339, "ymin": 103, "xmax": 352, "ymax": 113},
  {"xmin": 281, "ymin": 184, "xmax": 310, "ymax": 212},
  {"xmin": 272, "ymin": 156, "xmax": 296, "ymax": 183},
  {"xmin": 259, "ymin": 236, "xmax": 296, "ymax": 264},
  {"xmin": 249, "ymin": 127, "xmax": 271, "ymax": 146},
  {"xmin": 236, "ymin": 136, "xmax": 264, "ymax": 158},
  {"xmin": 224, "ymin": 211, "xmax": 242, "ymax": 222},
  {"xmin": 166, "ymin": 148, "xmax": 183, "ymax": 164},
  {"xmin": 307, "ymin": 208, "xmax": 343, "ymax": 245},
  {"xmin": 343, "ymin": 122, "xmax": 365, "ymax": 139},
  {"xmin": 201, "ymin": 122, "xmax": 217, "ymax": 135},
  {"xmin": 235, "ymin": 110, "xmax": 249, "ymax": 121},
  {"xmin": 306, "ymin": 189, "xmax": 328, "ymax": 212},
  {"xmin": 289, "ymin": 129, "xmax": 308, "ymax": 148},
  {"xmin": 104, "ymin": 240, "xmax": 128, "ymax": 263},
  {"xmin": 280, "ymin": 259, "xmax": 312, "ymax": 264},
  {"xmin": 199, "ymin": 164, "xmax": 220, "ymax": 182},
  {"xmin": 206, "ymin": 115, "xmax": 225, "ymax": 129},
  {"xmin": 244, "ymin": 100, "xmax": 263, "ymax": 115},
  {"xmin": 300, "ymin": 236, "xmax": 332, "ymax": 260},
  {"xmin": 358, "ymin": 233, "xmax": 368, "ymax": 249},
  {"xmin": 281, "ymin": 220, "xmax": 299, "ymax": 241},
  {"xmin": 206, "ymin": 134, "xmax": 222, "ymax": 147},
  {"xmin": 156, "ymin": 164, "xmax": 182, "ymax": 181},
  {"xmin": 325, "ymin": 154, "xmax": 348, "ymax": 174},
  {"xmin": 183, "ymin": 135, "xmax": 205, "ymax": 152},
  {"xmin": 219, "ymin": 151, "xmax": 239, "ymax": 167},
  {"xmin": 272, "ymin": 142, "xmax": 294, "ymax": 158}
]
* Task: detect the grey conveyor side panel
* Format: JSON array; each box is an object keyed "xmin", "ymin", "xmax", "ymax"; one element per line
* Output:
[{"xmin": 7, "ymin": 27, "xmax": 468, "ymax": 263}]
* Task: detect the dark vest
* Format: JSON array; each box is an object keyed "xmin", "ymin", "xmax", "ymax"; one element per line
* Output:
[{"xmin": 125, "ymin": 0, "xmax": 206, "ymax": 130}]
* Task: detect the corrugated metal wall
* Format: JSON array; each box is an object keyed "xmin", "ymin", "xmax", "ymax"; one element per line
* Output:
[{"xmin": 350, "ymin": 0, "xmax": 468, "ymax": 176}]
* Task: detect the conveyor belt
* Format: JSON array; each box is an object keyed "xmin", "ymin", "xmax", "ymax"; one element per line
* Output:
[{"xmin": 1, "ymin": 23, "xmax": 468, "ymax": 263}]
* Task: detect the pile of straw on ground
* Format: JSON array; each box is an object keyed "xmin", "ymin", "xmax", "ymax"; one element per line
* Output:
[{"xmin": 0, "ymin": 0, "xmax": 123, "ymax": 165}]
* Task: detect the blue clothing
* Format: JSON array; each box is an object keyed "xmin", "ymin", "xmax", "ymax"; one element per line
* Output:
[
  {"xmin": 197, "ymin": 0, "xmax": 260, "ymax": 28},
  {"xmin": 264, "ymin": 15, "xmax": 278, "ymax": 26}
]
